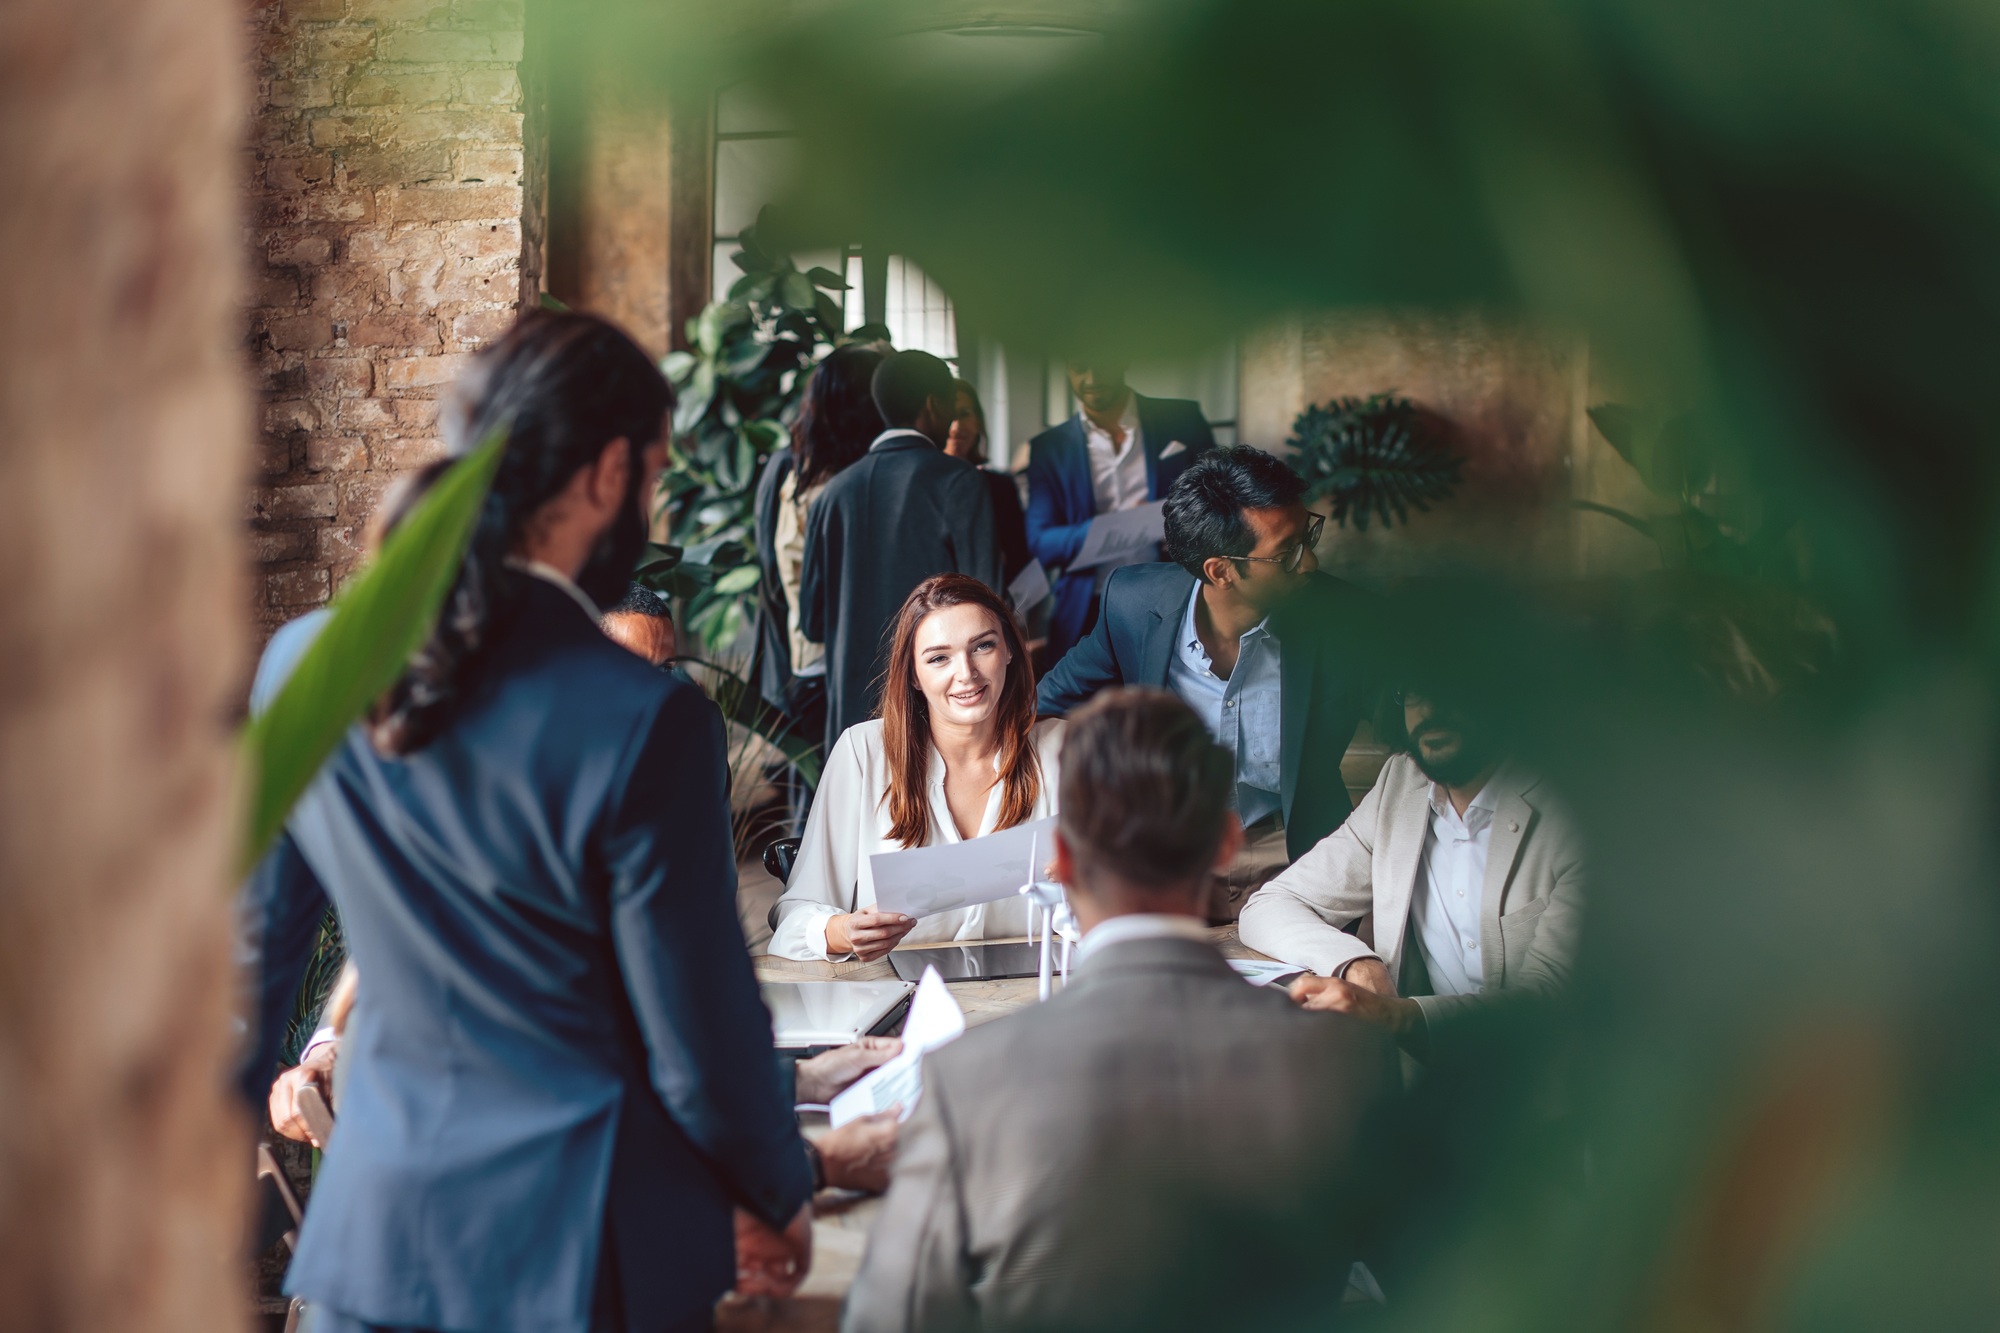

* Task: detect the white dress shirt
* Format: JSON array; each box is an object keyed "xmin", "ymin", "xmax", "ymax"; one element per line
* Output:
[
  {"xmin": 768, "ymin": 717, "xmax": 1066, "ymax": 960},
  {"xmin": 1163, "ymin": 584, "xmax": 1283, "ymax": 826},
  {"xmin": 1081, "ymin": 400, "xmax": 1148, "ymax": 516},
  {"xmin": 1074, "ymin": 912, "xmax": 1213, "ymax": 965},
  {"xmin": 1408, "ymin": 778, "xmax": 1498, "ymax": 996}
]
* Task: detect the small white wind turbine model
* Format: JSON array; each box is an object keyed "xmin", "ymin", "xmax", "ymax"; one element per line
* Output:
[{"xmin": 1016, "ymin": 829, "xmax": 1078, "ymax": 1001}]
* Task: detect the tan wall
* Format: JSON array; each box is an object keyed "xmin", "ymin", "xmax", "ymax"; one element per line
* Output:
[
  {"xmin": 1241, "ymin": 311, "xmax": 1659, "ymax": 583},
  {"xmin": 246, "ymin": 0, "xmax": 532, "ymax": 639},
  {"xmin": 0, "ymin": 0, "xmax": 251, "ymax": 1326}
]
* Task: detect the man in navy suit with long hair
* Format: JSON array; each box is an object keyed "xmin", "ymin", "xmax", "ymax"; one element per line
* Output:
[{"xmin": 239, "ymin": 312, "xmax": 812, "ymax": 1333}]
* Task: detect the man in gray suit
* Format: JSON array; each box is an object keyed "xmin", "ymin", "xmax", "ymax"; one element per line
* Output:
[
  {"xmin": 1240, "ymin": 686, "xmax": 1586, "ymax": 1061},
  {"xmin": 844, "ymin": 688, "xmax": 1396, "ymax": 1333}
]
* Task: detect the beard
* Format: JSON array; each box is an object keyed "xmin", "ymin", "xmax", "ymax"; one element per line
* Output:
[
  {"xmin": 574, "ymin": 471, "xmax": 649, "ymax": 610},
  {"xmin": 1409, "ymin": 725, "xmax": 1492, "ymax": 788}
]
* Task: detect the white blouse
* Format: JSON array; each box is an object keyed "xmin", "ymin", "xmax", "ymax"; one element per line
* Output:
[{"xmin": 768, "ymin": 717, "xmax": 1066, "ymax": 960}]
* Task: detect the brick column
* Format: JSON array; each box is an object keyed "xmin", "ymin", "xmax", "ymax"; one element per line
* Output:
[{"xmin": 246, "ymin": 0, "xmax": 532, "ymax": 639}]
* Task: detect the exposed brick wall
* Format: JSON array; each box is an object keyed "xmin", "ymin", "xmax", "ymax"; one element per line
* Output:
[{"xmin": 246, "ymin": 0, "xmax": 533, "ymax": 637}]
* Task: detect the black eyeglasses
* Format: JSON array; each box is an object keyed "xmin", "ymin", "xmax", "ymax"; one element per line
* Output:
[{"xmin": 1231, "ymin": 513, "xmax": 1324, "ymax": 575}]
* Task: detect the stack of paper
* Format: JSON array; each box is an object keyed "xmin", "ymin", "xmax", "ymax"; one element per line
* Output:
[{"xmin": 828, "ymin": 965, "xmax": 965, "ymax": 1126}]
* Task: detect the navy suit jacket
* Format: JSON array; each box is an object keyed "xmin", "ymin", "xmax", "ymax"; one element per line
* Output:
[
  {"xmin": 1036, "ymin": 564, "xmax": 1385, "ymax": 862},
  {"xmin": 1024, "ymin": 396, "xmax": 1216, "ymax": 659},
  {"xmin": 238, "ymin": 577, "xmax": 811, "ymax": 1333}
]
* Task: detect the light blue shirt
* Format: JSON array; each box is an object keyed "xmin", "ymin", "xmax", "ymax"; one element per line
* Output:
[{"xmin": 1164, "ymin": 584, "xmax": 1283, "ymax": 826}]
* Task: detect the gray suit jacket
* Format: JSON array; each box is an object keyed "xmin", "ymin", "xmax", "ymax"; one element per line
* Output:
[
  {"xmin": 842, "ymin": 935, "xmax": 1396, "ymax": 1333},
  {"xmin": 1238, "ymin": 755, "xmax": 1586, "ymax": 1045}
]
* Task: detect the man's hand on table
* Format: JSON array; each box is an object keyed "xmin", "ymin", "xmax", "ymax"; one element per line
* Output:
[
  {"xmin": 795, "ymin": 1035, "xmax": 902, "ymax": 1104},
  {"xmin": 825, "ymin": 910, "xmax": 916, "ymax": 961},
  {"xmin": 734, "ymin": 1203, "xmax": 813, "ymax": 1298},
  {"xmin": 1288, "ymin": 960, "xmax": 1427, "ymax": 1050}
]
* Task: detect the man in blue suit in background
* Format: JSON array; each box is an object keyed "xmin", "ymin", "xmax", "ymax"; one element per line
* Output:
[
  {"xmin": 1025, "ymin": 359, "xmax": 1216, "ymax": 660},
  {"xmin": 239, "ymin": 313, "xmax": 812, "ymax": 1333}
]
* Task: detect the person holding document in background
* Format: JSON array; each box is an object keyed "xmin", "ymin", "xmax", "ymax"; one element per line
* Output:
[
  {"xmin": 770, "ymin": 575, "xmax": 1063, "ymax": 961},
  {"xmin": 1024, "ymin": 358, "xmax": 1215, "ymax": 661},
  {"xmin": 1038, "ymin": 447, "xmax": 1384, "ymax": 921},
  {"xmin": 843, "ymin": 689, "xmax": 1395, "ymax": 1333}
]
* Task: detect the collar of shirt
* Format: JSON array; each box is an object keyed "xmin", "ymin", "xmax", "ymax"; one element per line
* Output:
[
  {"xmin": 1427, "ymin": 769, "xmax": 1500, "ymax": 835},
  {"xmin": 1078, "ymin": 398, "xmax": 1140, "ymax": 455},
  {"xmin": 1076, "ymin": 912, "xmax": 1213, "ymax": 964},
  {"xmin": 1177, "ymin": 581, "xmax": 1276, "ymax": 671},
  {"xmin": 504, "ymin": 557, "xmax": 600, "ymax": 621},
  {"xmin": 869, "ymin": 427, "xmax": 937, "ymax": 452}
]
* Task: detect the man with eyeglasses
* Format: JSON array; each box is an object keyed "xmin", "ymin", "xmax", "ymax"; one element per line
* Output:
[{"xmin": 1038, "ymin": 446, "xmax": 1386, "ymax": 919}]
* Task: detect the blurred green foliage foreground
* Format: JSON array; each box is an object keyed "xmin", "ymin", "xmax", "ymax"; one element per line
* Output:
[{"xmin": 552, "ymin": 0, "xmax": 2000, "ymax": 1327}]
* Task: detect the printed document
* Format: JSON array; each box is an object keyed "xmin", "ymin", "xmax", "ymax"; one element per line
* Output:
[
  {"xmin": 829, "ymin": 965, "xmax": 964, "ymax": 1126},
  {"xmin": 1006, "ymin": 558, "xmax": 1051, "ymax": 614},
  {"xmin": 870, "ymin": 814, "xmax": 1057, "ymax": 919},
  {"xmin": 1068, "ymin": 500, "xmax": 1167, "ymax": 571}
]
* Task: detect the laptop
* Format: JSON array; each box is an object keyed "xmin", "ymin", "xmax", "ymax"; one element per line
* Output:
[
  {"xmin": 888, "ymin": 941, "xmax": 1045, "ymax": 983},
  {"xmin": 761, "ymin": 978, "xmax": 914, "ymax": 1050}
]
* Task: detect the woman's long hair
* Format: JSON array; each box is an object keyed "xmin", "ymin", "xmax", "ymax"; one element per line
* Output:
[
  {"xmin": 877, "ymin": 574, "xmax": 1042, "ymax": 849},
  {"xmin": 791, "ymin": 344, "xmax": 886, "ymax": 493},
  {"xmin": 367, "ymin": 311, "xmax": 672, "ymax": 755},
  {"xmin": 948, "ymin": 377, "xmax": 987, "ymax": 465}
]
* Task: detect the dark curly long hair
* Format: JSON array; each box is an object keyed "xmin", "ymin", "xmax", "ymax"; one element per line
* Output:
[
  {"xmin": 367, "ymin": 311, "xmax": 672, "ymax": 755},
  {"xmin": 791, "ymin": 343, "xmax": 886, "ymax": 493}
]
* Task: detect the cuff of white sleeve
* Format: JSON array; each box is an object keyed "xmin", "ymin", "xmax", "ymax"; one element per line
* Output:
[{"xmin": 300, "ymin": 1025, "xmax": 337, "ymax": 1062}]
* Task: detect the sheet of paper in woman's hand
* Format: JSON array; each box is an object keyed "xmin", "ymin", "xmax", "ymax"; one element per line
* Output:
[
  {"xmin": 829, "ymin": 965, "xmax": 965, "ymax": 1126},
  {"xmin": 870, "ymin": 815, "xmax": 1058, "ymax": 919}
]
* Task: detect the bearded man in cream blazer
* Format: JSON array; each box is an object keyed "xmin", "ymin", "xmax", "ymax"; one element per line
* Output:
[{"xmin": 1238, "ymin": 687, "xmax": 1585, "ymax": 1059}]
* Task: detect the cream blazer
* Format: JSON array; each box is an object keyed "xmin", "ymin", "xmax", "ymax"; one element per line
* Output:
[
  {"xmin": 1238, "ymin": 754, "xmax": 1585, "ymax": 1038},
  {"xmin": 768, "ymin": 717, "xmax": 1065, "ymax": 960}
]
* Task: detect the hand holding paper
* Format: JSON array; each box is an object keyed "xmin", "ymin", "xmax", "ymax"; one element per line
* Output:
[
  {"xmin": 1068, "ymin": 500, "xmax": 1166, "ymax": 571},
  {"xmin": 870, "ymin": 815, "xmax": 1058, "ymax": 920},
  {"xmin": 829, "ymin": 965, "xmax": 965, "ymax": 1127}
]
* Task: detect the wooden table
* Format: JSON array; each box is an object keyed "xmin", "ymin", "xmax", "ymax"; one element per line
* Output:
[{"xmin": 721, "ymin": 928, "xmax": 1274, "ymax": 1330}]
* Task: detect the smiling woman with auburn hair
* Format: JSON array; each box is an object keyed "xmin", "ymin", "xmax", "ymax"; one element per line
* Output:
[{"xmin": 769, "ymin": 574, "xmax": 1063, "ymax": 961}]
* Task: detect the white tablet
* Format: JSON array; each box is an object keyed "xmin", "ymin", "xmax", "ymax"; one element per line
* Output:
[{"xmin": 761, "ymin": 979, "xmax": 914, "ymax": 1049}]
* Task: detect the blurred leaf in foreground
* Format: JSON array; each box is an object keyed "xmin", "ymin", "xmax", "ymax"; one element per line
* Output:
[{"xmin": 238, "ymin": 432, "xmax": 504, "ymax": 874}]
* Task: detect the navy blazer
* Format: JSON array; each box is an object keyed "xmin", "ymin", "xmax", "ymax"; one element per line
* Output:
[
  {"xmin": 238, "ymin": 577, "xmax": 811, "ymax": 1333},
  {"xmin": 1024, "ymin": 396, "xmax": 1217, "ymax": 660},
  {"xmin": 1036, "ymin": 563, "xmax": 1385, "ymax": 862}
]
